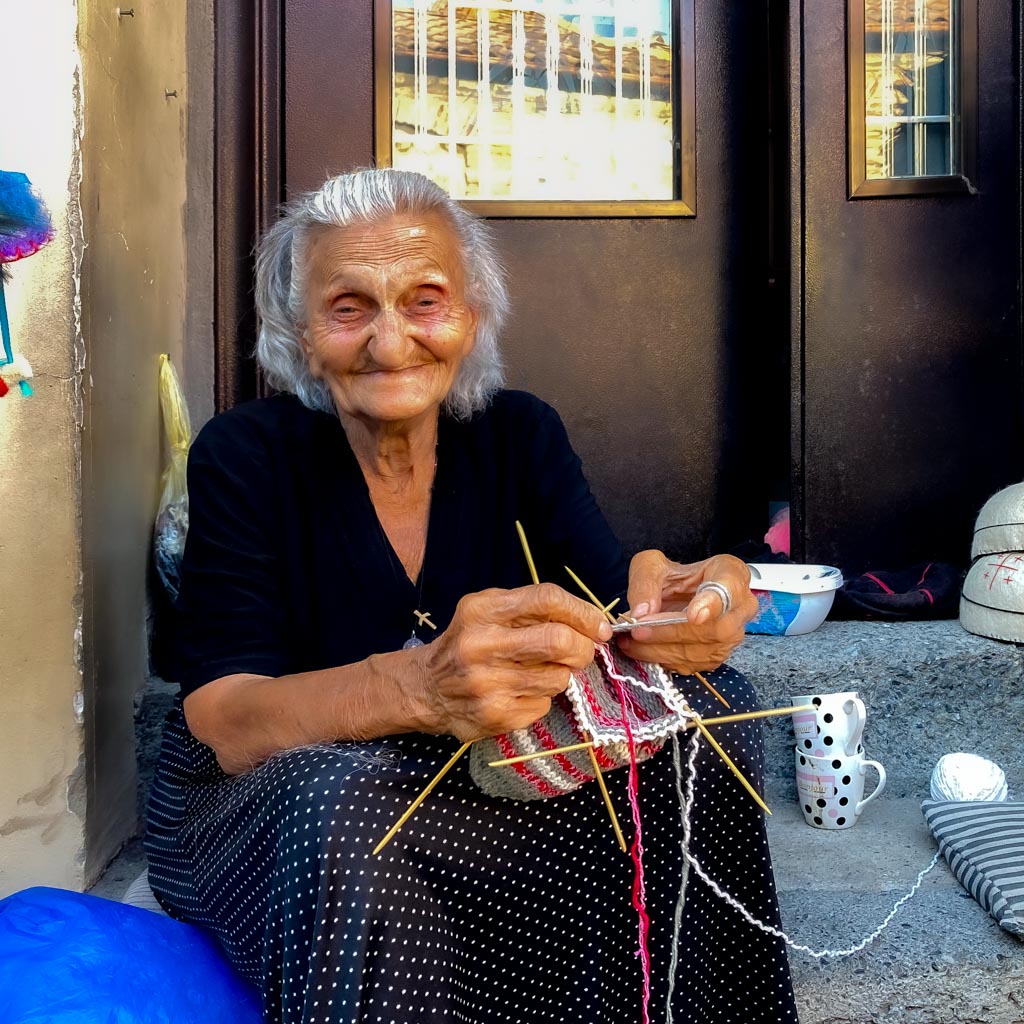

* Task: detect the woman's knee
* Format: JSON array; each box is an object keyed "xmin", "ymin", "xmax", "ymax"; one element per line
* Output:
[{"xmin": 250, "ymin": 743, "xmax": 398, "ymax": 840}]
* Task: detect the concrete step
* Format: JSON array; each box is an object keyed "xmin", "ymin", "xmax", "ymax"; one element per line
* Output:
[
  {"xmin": 731, "ymin": 620, "xmax": 1024, "ymax": 799},
  {"xmin": 766, "ymin": 796, "xmax": 1024, "ymax": 1024},
  {"xmin": 737, "ymin": 621, "xmax": 1024, "ymax": 1022}
]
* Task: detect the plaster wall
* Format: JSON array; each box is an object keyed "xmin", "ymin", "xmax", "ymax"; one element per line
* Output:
[
  {"xmin": 79, "ymin": 0, "xmax": 192, "ymax": 880},
  {"xmin": 184, "ymin": 0, "xmax": 215, "ymax": 430},
  {"xmin": 0, "ymin": 0, "xmax": 87, "ymax": 896}
]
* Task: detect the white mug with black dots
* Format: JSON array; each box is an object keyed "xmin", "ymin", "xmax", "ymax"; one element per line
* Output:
[
  {"xmin": 790, "ymin": 690, "xmax": 866, "ymax": 758},
  {"xmin": 794, "ymin": 749, "xmax": 886, "ymax": 830}
]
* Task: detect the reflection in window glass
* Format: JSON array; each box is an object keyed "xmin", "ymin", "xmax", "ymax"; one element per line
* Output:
[
  {"xmin": 391, "ymin": 1, "xmax": 676, "ymax": 201},
  {"xmin": 864, "ymin": 0, "xmax": 957, "ymax": 179}
]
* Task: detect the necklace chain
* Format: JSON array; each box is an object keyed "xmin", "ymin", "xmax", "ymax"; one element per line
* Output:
[{"xmin": 368, "ymin": 448, "xmax": 438, "ymax": 649}]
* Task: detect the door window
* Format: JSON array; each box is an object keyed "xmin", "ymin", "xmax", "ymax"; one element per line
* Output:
[
  {"xmin": 848, "ymin": 0, "xmax": 977, "ymax": 196},
  {"xmin": 375, "ymin": 1, "xmax": 696, "ymax": 216}
]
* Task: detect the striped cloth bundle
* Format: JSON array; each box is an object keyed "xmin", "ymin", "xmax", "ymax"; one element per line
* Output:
[{"xmin": 922, "ymin": 799, "xmax": 1024, "ymax": 937}]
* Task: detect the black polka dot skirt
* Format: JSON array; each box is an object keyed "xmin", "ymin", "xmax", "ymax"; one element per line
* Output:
[{"xmin": 145, "ymin": 668, "xmax": 798, "ymax": 1024}]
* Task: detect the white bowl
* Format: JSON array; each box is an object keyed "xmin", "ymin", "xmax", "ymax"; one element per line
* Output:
[{"xmin": 744, "ymin": 563, "xmax": 844, "ymax": 636}]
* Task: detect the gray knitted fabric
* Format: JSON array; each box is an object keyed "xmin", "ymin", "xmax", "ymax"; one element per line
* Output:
[{"xmin": 469, "ymin": 646, "xmax": 683, "ymax": 801}]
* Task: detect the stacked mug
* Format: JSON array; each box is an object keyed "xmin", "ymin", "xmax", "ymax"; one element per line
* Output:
[{"xmin": 790, "ymin": 691, "xmax": 886, "ymax": 830}]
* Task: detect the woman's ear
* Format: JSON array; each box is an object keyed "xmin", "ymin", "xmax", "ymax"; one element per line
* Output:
[
  {"xmin": 299, "ymin": 328, "xmax": 322, "ymax": 379},
  {"xmin": 463, "ymin": 306, "xmax": 480, "ymax": 355}
]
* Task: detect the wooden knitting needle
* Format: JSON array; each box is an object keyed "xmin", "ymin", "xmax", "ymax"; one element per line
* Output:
[
  {"xmin": 586, "ymin": 740, "xmax": 627, "ymax": 852},
  {"xmin": 489, "ymin": 740, "xmax": 599, "ymax": 766},
  {"xmin": 515, "ymin": 520, "xmax": 540, "ymax": 587},
  {"xmin": 692, "ymin": 716, "xmax": 773, "ymax": 815},
  {"xmin": 564, "ymin": 565, "xmax": 618, "ymax": 624},
  {"xmin": 373, "ymin": 740, "xmax": 474, "ymax": 855},
  {"xmin": 488, "ymin": 704, "xmax": 817, "ymax": 767},
  {"xmin": 693, "ymin": 670, "xmax": 731, "ymax": 709},
  {"xmin": 689, "ymin": 703, "xmax": 814, "ymax": 727},
  {"xmin": 570, "ymin": 563, "xmax": 729, "ymax": 712},
  {"xmin": 516, "ymin": 523, "xmax": 627, "ymax": 852}
]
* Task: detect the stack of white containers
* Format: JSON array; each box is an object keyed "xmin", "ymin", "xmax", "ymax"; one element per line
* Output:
[{"xmin": 960, "ymin": 482, "xmax": 1024, "ymax": 644}]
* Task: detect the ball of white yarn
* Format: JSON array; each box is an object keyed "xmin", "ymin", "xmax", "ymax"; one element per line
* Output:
[{"xmin": 930, "ymin": 752, "xmax": 1008, "ymax": 802}]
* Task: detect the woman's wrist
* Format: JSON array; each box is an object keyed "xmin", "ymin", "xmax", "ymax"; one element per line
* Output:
[{"xmin": 363, "ymin": 645, "xmax": 444, "ymax": 737}]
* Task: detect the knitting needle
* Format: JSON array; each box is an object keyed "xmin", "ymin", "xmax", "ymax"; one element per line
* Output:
[
  {"xmin": 564, "ymin": 565, "xmax": 619, "ymax": 624},
  {"xmin": 692, "ymin": 716, "xmax": 772, "ymax": 816},
  {"xmin": 692, "ymin": 703, "xmax": 814, "ymax": 727},
  {"xmin": 516, "ymin": 524, "xmax": 627, "ymax": 852},
  {"xmin": 609, "ymin": 614, "xmax": 691, "ymax": 633},
  {"xmin": 487, "ymin": 704, "xmax": 818, "ymax": 766},
  {"xmin": 586, "ymin": 741, "xmax": 628, "ymax": 852},
  {"xmin": 489, "ymin": 740, "xmax": 599, "ymax": 766},
  {"xmin": 515, "ymin": 520, "xmax": 540, "ymax": 587},
  {"xmin": 693, "ymin": 670, "xmax": 731, "ymax": 709},
  {"xmin": 373, "ymin": 740, "xmax": 474, "ymax": 855}
]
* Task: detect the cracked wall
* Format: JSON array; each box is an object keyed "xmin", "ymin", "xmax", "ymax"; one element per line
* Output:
[
  {"xmin": 79, "ymin": 0, "xmax": 190, "ymax": 881},
  {"xmin": 0, "ymin": 0, "xmax": 87, "ymax": 896}
]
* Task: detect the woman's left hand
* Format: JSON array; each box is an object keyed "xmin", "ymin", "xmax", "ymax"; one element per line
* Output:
[{"xmin": 615, "ymin": 550, "xmax": 759, "ymax": 675}]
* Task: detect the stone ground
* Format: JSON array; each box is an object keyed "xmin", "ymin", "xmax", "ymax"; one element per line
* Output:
[
  {"xmin": 742, "ymin": 621, "xmax": 1024, "ymax": 1024},
  {"xmin": 91, "ymin": 620, "xmax": 1024, "ymax": 1023}
]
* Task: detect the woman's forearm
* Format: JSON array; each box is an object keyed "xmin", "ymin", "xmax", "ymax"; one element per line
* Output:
[{"xmin": 183, "ymin": 648, "xmax": 436, "ymax": 776}]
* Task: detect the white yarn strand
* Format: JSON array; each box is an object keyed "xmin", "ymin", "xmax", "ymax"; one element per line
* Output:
[
  {"xmin": 664, "ymin": 727, "xmax": 943, "ymax": 965},
  {"xmin": 685, "ymin": 847, "xmax": 941, "ymax": 959},
  {"xmin": 666, "ymin": 729, "xmax": 701, "ymax": 1024}
]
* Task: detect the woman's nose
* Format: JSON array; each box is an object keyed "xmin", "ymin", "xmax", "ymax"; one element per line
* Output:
[{"xmin": 367, "ymin": 308, "xmax": 413, "ymax": 366}]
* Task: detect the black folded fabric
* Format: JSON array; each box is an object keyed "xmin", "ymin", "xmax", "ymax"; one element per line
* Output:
[{"xmin": 832, "ymin": 562, "xmax": 961, "ymax": 620}]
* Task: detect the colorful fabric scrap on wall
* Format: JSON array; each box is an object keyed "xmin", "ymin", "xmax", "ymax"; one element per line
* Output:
[{"xmin": 0, "ymin": 169, "xmax": 54, "ymax": 398}]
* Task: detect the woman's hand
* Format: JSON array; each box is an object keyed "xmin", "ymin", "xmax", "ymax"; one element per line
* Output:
[
  {"xmin": 415, "ymin": 583, "xmax": 612, "ymax": 742},
  {"xmin": 615, "ymin": 550, "xmax": 758, "ymax": 675}
]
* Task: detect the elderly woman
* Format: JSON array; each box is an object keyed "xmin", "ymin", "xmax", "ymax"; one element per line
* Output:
[{"xmin": 146, "ymin": 169, "xmax": 798, "ymax": 1024}]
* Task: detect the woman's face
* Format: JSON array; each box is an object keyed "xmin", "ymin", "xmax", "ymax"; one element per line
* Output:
[{"xmin": 300, "ymin": 212, "xmax": 478, "ymax": 427}]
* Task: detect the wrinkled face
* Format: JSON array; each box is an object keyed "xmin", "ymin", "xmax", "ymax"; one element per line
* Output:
[{"xmin": 300, "ymin": 213, "xmax": 477, "ymax": 426}]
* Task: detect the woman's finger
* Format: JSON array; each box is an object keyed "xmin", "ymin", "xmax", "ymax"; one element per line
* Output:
[
  {"xmin": 492, "ymin": 621, "xmax": 597, "ymax": 669},
  {"xmin": 510, "ymin": 664, "xmax": 573, "ymax": 698},
  {"xmin": 618, "ymin": 611, "xmax": 746, "ymax": 665},
  {"xmin": 686, "ymin": 587, "xmax": 726, "ymax": 626},
  {"xmin": 481, "ymin": 696, "xmax": 554, "ymax": 738},
  {"xmin": 470, "ymin": 584, "xmax": 612, "ymax": 643},
  {"xmin": 617, "ymin": 634, "xmax": 738, "ymax": 675},
  {"xmin": 626, "ymin": 550, "xmax": 672, "ymax": 617}
]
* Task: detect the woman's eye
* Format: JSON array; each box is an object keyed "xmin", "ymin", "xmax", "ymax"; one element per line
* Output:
[
  {"xmin": 408, "ymin": 288, "xmax": 445, "ymax": 312},
  {"xmin": 331, "ymin": 299, "xmax": 363, "ymax": 317}
]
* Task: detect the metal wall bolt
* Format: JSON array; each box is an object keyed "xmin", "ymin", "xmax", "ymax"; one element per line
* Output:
[
  {"xmin": 164, "ymin": 89, "xmax": 178, "ymax": 99},
  {"xmin": 116, "ymin": 7, "xmax": 135, "ymax": 17}
]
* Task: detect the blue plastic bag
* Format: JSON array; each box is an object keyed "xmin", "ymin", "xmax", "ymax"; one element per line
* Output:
[{"xmin": 0, "ymin": 887, "xmax": 261, "ymax": 1023}]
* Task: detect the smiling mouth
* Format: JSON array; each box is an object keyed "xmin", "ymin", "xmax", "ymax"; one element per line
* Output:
[{"xmin": 360, "ymin": 365, "xmax": 431, "ymax": 376}]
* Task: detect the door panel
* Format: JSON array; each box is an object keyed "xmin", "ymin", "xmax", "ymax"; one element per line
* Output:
[
  {"xmin": 283, "ymin": 1, "xmax": 775, "ymax": 559},
  {"xmin": 796, "ymin": 0, "xmax": 1022, "ymax": 570}
]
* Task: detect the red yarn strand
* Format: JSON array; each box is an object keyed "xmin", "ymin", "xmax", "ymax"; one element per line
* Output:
[{"xmin": 614, "ymin": 677, "xmax": 652, "ymax": 1024}]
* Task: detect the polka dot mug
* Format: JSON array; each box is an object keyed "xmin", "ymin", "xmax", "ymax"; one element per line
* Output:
[
  {"xmin": 794, "ymin": 748, "xmax": 886, "ymax": 830},
  {"xmin": 790, "ymin": 690, "xmax": 866, "ymax": 758}
]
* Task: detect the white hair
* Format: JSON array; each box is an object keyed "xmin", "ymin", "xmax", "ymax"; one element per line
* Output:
[{"xmin": 254, "ymin": 168, "xmax": 509, "ymax": 420}]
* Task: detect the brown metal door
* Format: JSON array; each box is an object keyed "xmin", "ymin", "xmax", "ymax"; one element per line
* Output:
[
  {"xmin": 271, "ymin": 1, "xmax": 781, "ymax": 558},
  {"xmin": 792, "ymin": 0, "xmax": 1023, "ymax": 570}
]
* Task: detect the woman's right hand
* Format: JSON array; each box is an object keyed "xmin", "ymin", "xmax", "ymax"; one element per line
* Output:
[{"xmin": 414, "ymin": 583, "xmax": 613, "ymax": 742}]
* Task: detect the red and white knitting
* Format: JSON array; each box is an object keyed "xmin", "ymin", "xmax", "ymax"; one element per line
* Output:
[{"xmin": 469, "ymin": 643, "xmax": 697, "ymax": 802}]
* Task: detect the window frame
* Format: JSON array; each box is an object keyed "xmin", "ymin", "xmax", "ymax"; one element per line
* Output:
[
  {"xmin": 847, "ymin": 0, "xmax": 978, "ymax": 199},
  {"xmin": 372, "ymin": 0, "xmax": 696, "ymax": 217}
]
